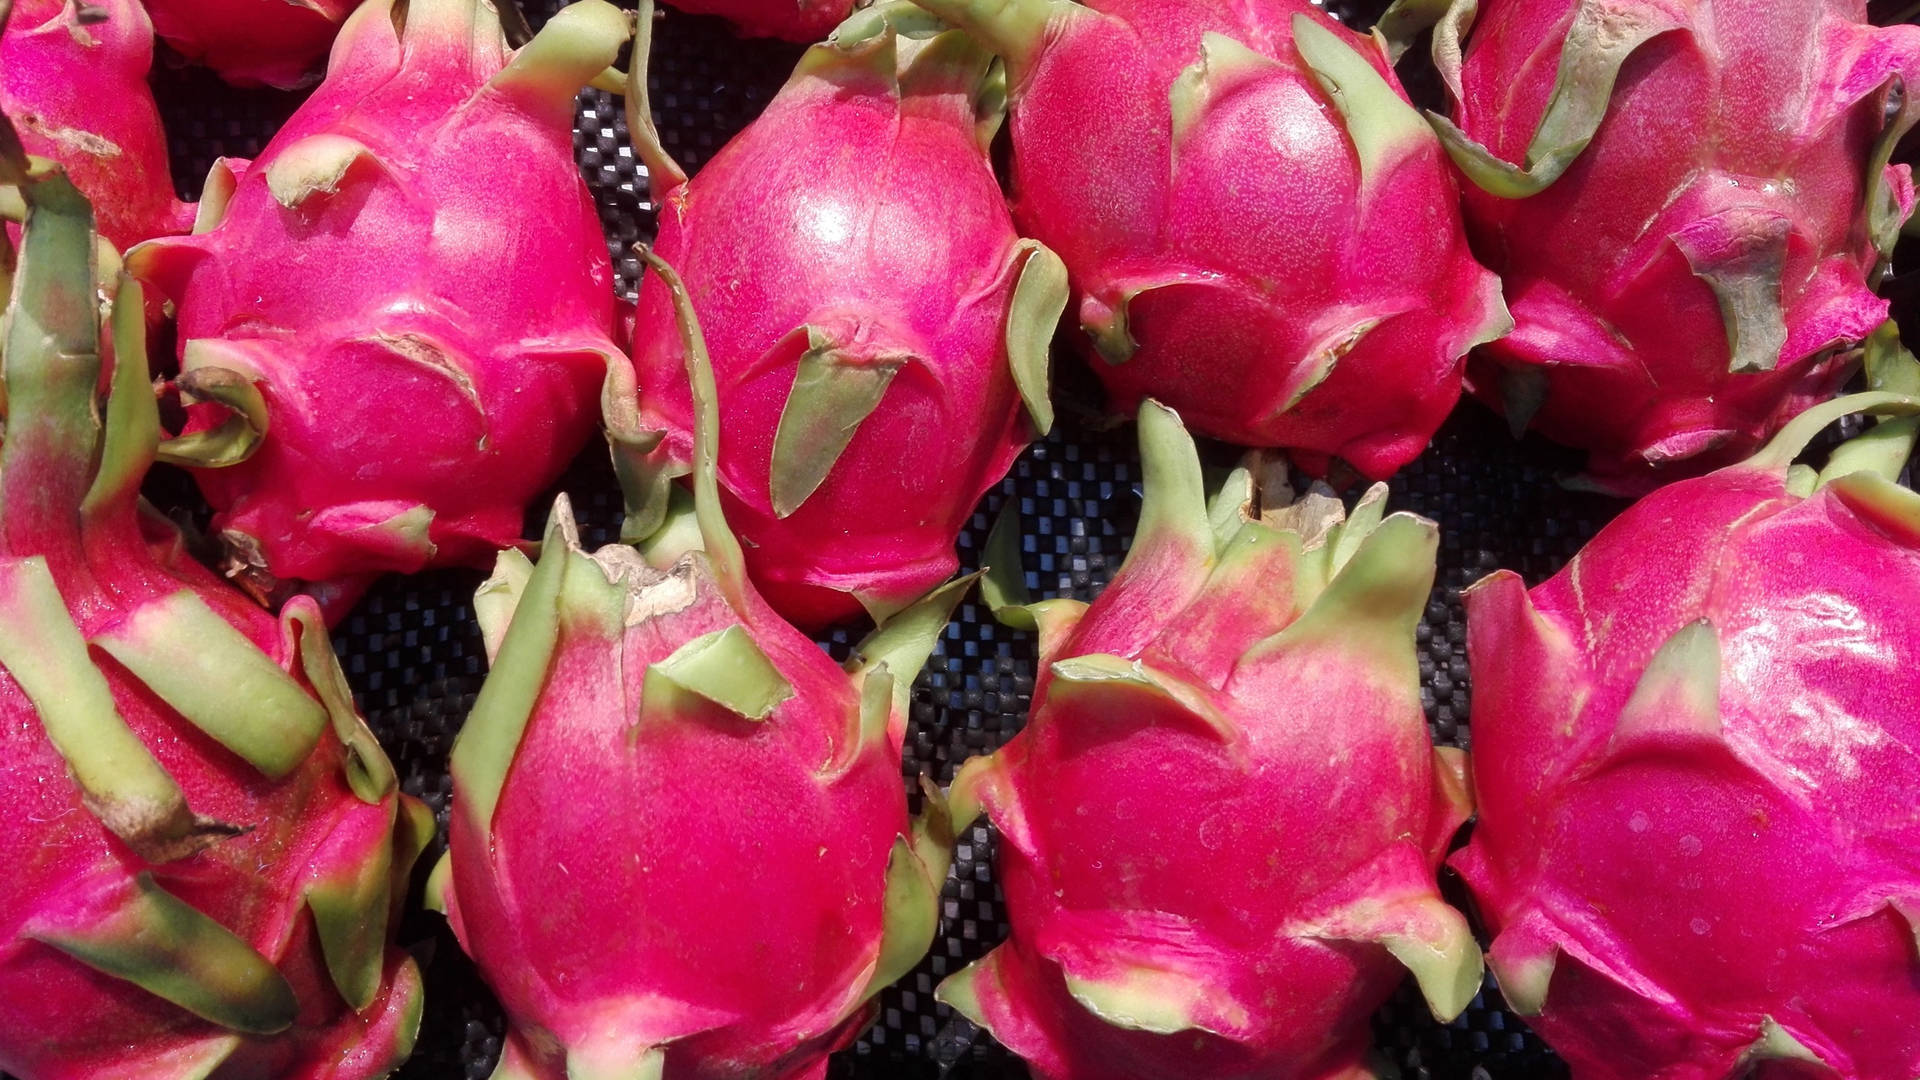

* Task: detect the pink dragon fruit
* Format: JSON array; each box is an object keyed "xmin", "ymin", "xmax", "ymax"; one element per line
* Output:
[
  {"xmin": 142, "ymin": 0, "xmax": 366, "ymax": 89},
  {"xmin": 898, "ymin": 0, "xmax": 1509, "ymax": 479},
  {"xmin": 0, "ymin": 150, "xmax": 431, "ymax": 1079},
  {"xmin": 1396, "ymin": 0, "xmax": 1920, "ymax": 492},
  {"xmin": 621, "ymin": 1, "xmax": 1064, "ymax": 629},
  {"xmin": 1456, "ymin": 365, "xmax": 1920, "ymax": 1078},
  {"xmin": 661, "ymin": 0, "xmax": 851, "ymax": 44},
  {"xmin": 935, "ymin": 400, "xmax": 1482, "ymax": 1079},
  {"xmin": 127, "ymin": 0, "xmax": 630, "ymax": 617},
  {"xmin": 0, "ymin": 0, "xmax": 193, "ymax": 251},
  {"xmin": 434, "ymin": 249, "xmax": 969, "ymax": 1080}
]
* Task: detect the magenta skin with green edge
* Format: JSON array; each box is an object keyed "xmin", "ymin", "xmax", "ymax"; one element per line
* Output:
[
  {"xmin": 628, "ymin": 9, "xmax": 1053, "ymax": 630},
  {"xmin": 0, "ymin": 168, "xmax": 426, "ymax": 1079},
  {"xmin": 142, "ymin": 0, "xmax": 366, "ymax": 89},
  {"xmin": 441, "ymin": 251, "xmax": 963, "ymax": 1080},
  {"xmin": 936, "ymin": 402, "xmax": 1481, "ymax": 1080},
  {"xmin": 0, "ymin": 0, "xmax": 193, "ymax": 251},
  {"xmin": 1457, "ymin": 394, "xmax": 1920, "ymax": 1078},
  {"xmin": 127, "ymin": 0, "xmax": 626, "ymax": 610},
  {"xmin": 1440, "ymin": 0, "xmax": 1920, "ymax": 493},
  {"xmin": 907, "ymin": 0, "xmax": 1508, "ymax": 480}
]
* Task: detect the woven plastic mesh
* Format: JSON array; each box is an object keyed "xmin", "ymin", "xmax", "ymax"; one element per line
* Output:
[{"xmin": 52, "ymin": 0, "xmax": 1907, "ymax": 1077}]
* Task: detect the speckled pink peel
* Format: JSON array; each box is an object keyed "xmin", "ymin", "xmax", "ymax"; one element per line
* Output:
[
  {"xmin": 624, "ymin": 4, "xmax": 1063, "ymax": 630},
  {"xmin": 906, "ymin": 0, "xmax": 1509, "ymax": 479},
  {"xmin": 1414, "ymin": 0, "xmax": 1920, "ymax": 492},
  {"xmin": 129, "ymin": 0, "xmax": 629, "ymax": 614},
  {"xmin": 936, "ymin": 402, "xmax": 1482, "ymax": 1080},
  {"xmin": 1457, "ymin": 384, "xmax": 1920, "ymax": 1079}
]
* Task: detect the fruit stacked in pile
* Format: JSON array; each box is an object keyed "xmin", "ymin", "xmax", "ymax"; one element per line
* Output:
[{"xmin": 1, "ymin": 0, "xmax": 1918, "ymax": 1078}]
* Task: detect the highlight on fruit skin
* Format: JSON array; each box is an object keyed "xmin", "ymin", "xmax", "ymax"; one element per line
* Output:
[
  {"xmin": 935, "ymin": 400, "xmax": 1481, "ymax": 1080},
  {"xmin": 127, "ymin": 0, "xmax": 633, "ymax": 619},
  {"xmin": 619, "ymin": 0, "xmax": 1064, "ymax": 631},
  {"xmin": 0, "ymin": 0, "xmax": 194, "ymax": 251},
  {"xmin": 142, "ymin": 0, "xmax": 367, "ymax": 90},
  {"xmin": 1387, "ymin": 0, "xmax": 1920, "ymax": 493},
  {"xmin": 433, "ymin": 247, "xmax": 972, "ymax": 1080},
  {"xmin": 900, "ymin": 0, "xmax": 1510, "ymax": 481},
  {"xmin": 1456, "ymin": 334, "xmax": 1920, "ymax": 1079},
  {"xmin": 0, "ymin": 137, "xmax": 430, "ymax": 1080}
]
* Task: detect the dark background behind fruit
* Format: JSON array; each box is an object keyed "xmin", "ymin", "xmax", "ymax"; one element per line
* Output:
[{"xmin": 59, "ymin": 0, "xmax": 1914, "ymax": 1077}]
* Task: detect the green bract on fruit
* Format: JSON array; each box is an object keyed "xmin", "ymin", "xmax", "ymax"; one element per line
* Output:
[
  {"xmin": 0, "ymin": 147, "xmax": 430, "ymax": 1080},
  {"xmin": 938, "ymin": 402, "xmax": 1480, "ymax": 1080},
  {"xmin": 1458, "ymin": 354, "xmax": 1920, "ymax": 1078},
  {"xmin": 436, "ymin": 250, "xmax": 969, "ymax": 1080}
]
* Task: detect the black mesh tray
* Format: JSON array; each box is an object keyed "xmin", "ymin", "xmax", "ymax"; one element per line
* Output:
[{"xmin": 93, "ymin": 0, "xmax": 1920, "ymax": 1076}]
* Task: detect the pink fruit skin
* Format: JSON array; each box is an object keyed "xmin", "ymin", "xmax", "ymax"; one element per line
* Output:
[
  {"xmin": 130, "ymin": 0, "xmax": 625, "ymax": 606},
  {"xmin": 0, "ymin": 183, "xmax": 423, "ymax": 1076},
  {"xmin": 0, "ymin": 0, "xmax": 193, "ymax": 250},
  {"xmin": 143, "ymin": 0, "xmax": 364, "ymax": 89},
  {"xmin": 443, "ymin": 544, "xmax": 897, "ymax": 1079},
  {"xmin": 917, "ymin": 0, "xmax": 1507, "ymax": 479},
  {"xmin": 630, "ymin": 23, "xmax": 1043, "ymax": 629},
  {"xmin": 1458, "ymin": 424, "xmax": 1920, "ymax": 1076},
  {"xmin": 940, "ymin": 405, "xmax": 1477, "ymax": 1080},
  {"xmin": 660, "ymin": 0, "xmax": 849, "ymax": 43},
  {"xmin": 1448, "ymin": 0, "xmax": 1920, "ymax": 492}
]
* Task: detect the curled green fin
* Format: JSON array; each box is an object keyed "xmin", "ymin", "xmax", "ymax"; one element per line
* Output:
[
  {"xmin": 1301, "ymin": 888, "xmax": 1483, "ymax": 1021},
  {"xmin": 286, "ymin": 597, "xmax": 397, "ymax": 803},
  {"xmin": 306, "ymin": 807, "xmax": 397, "ymax": 1011},
  {"xmin": 846, "ymin": 571, "xmax": 980, "ymax": 721},
  {"xmin": 1817, "ymin": 323, "xmax": 1920, "ymax": 487},
  {"xmin": 1598, "ymin": 619, "xmax": 1723, "ymax": 767},
  {"xmin": 192, "ymin": 158, "xmax": 243, "ymax": 234},
  {"xmin": 0, "ymin": 557, "xmax": 224, "ymax": 862},
  {"xmin": 92, "ymin": 590, "xmax": 327, "ymax": 780},
  {"xmin": 1292, "ymin": 15, "xmax": 1430, "ymax": 193},
  {"xmin": 1132, "ymin": 399, "xmax": 1216, "ymax": 570},
  {"xmin": 864, "ymin": 834, "xmax": 944, "ymax": 1001},
  {"xmin": 1375, "ymin": 0, "xmax": 1478, "ymax": 72},
  {"xmin": 1047, "ymin": 654, "xmax": 1240, "ymax": 747},
  {"xmin": 156, "ymin": 359, "xmax": 271, "ymax": 470},
  {"xmin": 602, "ymin": 349, "xmax": 684, "ymax": 547},
  {"xmin": 900, "ymin": 0, "xmax": 1053, "ymax": 79},
  {"xmin": 263, "ymin": 133, "xmax": 382, "ymax": 209},
  {"xmin": 29, "ymin": 872, "xmax": 298, "ymax": 1035},
  {"xmin": 81, "ymin": 274, "xmax": 161, "ymax": 521},
  {"xmin": 641, "ymin": 625, "xmax": 794, "ymax": 722},
  {"xmin": 1005, "ymin": 239, "xmax": 1065, "ymax": 436},
  {"xmin": 1738, "ymin": 1018, "xmax": 1835, "ymax": 1072},
  {"xmin": 1062, "ymin": 963, "xmax": 1248, "ymax": 1038},
  {"xmin": 1746, "ymin": 390, "xmax": 1920, "ymax": 474},
  {"xmin": 450, "ymin": 497, "xmax": 576, "ymax": 833},
  {"xmin": 769, "ymin": 327, "xmax": 906, "ymax": 519},
  {"xmin": 489, "ymin": 0, "xmax": 632, "ymax": 124},
  {"xmin": 1429, "ymin": 0, "xmax": 1682, "ymax": 198},
  {"xmin": 1670, "ymin": 207, "xmax": 1790, "ymax": 374},
  {"xmin": 476, "ymin": 547, "xmax": 538, "ymax": 665}
]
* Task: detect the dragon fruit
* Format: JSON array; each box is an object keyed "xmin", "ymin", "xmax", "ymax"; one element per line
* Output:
[
  {"xmin": 935, "ymin": 400, "xmax": 1482, "ymax": 1079},
  {"xmin": 1394, "ymin": 0, "xmax": 1920, "ymax": 492},
  {"xmin": 0, "ymin": 0, "xmax": 193, "ymax": 251},
  {"xmin": 435, "ymin": 248, "xmax": 968, "ymax": 1080},
  {"xmin": 898, "ymin": 0, "xmax": 1508, "ymax": 479},
  {"xmin": 142, "ymin": 0, "xmax": 366, "ymax": 89},
  {"xmin": 621, "ymin": 1, "xmax": 1064, "ymax": 629},
  {"xmin": 127, "ymin": 0, "xmax": 629, "ymax": 616},
  {"xmin": 1455, "ymin": 366, "xmax": 1920, "ymax": 1078},
  {"xmin": 661, "ymin": 0, "xmax": 851, "ymax": 44},
  {"xmin": 0, "ymin": 149, "xmax": 431, "ymax": 1079}
]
